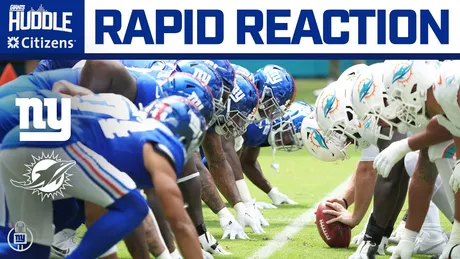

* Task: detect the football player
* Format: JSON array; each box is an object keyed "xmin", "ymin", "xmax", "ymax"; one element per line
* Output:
[
  {"xmin": 372, "ymin": 60, "xmax": 460, "ymax": 258},
  {"xmin": 314, "ymin": 62, "xmax": 451, "ymax": 258}
]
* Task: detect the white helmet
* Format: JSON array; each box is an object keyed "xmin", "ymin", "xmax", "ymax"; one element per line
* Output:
[
  {"xmin": 337, "ymin": 63, "xmax": 369, "ymax": 82},
  {"xmin": 350, "ymin": 67, "xmax": 397, "ymax": 145},
  {"xmin": 301, "ymin": 113, "xmax": 348, "ymax": 161},
  {"xmin": 315, "ymin": 80, "xmax": 369, "ymax": 149},
  {"xmin": 382, "ymin": 60, "xmax": 437, "ymax": 133}
]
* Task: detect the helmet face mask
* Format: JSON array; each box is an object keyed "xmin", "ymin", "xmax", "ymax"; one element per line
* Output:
[
  {"xmin": 257, "ymin": 86, "xmax": 285, "ymax": 121},
  {"xmin": 301, "ymin": 115, "xmax": 349, "ymax": 162},
  {"xmin": 214, "ymin": 74, "xmax": 259, "ymax": 138},
  {"xmin": 382, "ymin": 60, "xmax": 435, "ymax": 131},
  {"xmin": 269, "ymin": 101, "xmax": 314, "ymax": 152},
  {"xmin": 270, "ymin": 118, "xmax": 301, "ymax": 152},
  {"xmin": 253, "ymin": 65, "xmax": 296, "ymax": 122}
]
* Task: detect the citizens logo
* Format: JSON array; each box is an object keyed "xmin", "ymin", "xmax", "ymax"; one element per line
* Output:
[{"xmin": 8, "ymin": 4, "xmax": 76, "ymax": 49}]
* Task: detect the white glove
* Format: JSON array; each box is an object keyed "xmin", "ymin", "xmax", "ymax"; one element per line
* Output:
[
  {"xmin": 351, "ymin": 231, "xmax": 365, "ymax": 245},
  {"xmin": 449, "ymin": 160, "xmax": 460, "ymax": 193},
  {"xmin": 202, "ymin": 249, "xmax": 214, "ymax": 259},
  {"xmin": 374, "ymin": 139, "xmax": 412, "ymax": 178},
  {"xmin": 235, "ymin": 203, "xmax": 265, "ymax": 234},
  {"xmin": 219, "ymin": 214, "xmax": 248, "ymax": 240},
  {"xmin": 439, "ymin": 242, "xmax": 460, "ymax": 259},
  {"xmin": 268, "ymin": 187, "xmax": 298, "ymax": 205},
  {"xmin": 390, "ymin": 228, "xmax": 417, "ymax": 259},
  {"xmin": 199, "ymin": 232, "xmax": 231, "ymax": 255},
  {"xmin": 255, "ymin": 202, "xmax": 277, "ymax": 209},
  {"xmin": 245, "ymin": 199, "xmax": 269, "ymax": 227}
]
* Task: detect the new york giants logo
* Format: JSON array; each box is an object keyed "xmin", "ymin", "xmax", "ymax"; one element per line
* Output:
[
  {"xmin": 187, "ymin": 92, "xmax": 204, "ymax": 110},
  {"xmin": 16, "ymin": 98, "xmax": 71, "ymax": 141},
  {"xmin": 230, "ymin": 85, "xmax": 245, "ymax": 103},
  {"xmin": 192, "ymin": 68, "xmax": 212, "ymax": 85},
  {"xmin": 266, "ymin": 70, "xmax": 283, "ymax": 85}
]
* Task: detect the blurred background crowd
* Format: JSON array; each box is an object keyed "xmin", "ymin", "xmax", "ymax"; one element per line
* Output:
[{"xmin": 0, "ymin": 59, "xmax": 382, "ymax": 97}]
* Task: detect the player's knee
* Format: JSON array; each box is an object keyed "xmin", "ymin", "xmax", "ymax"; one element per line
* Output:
[{"xmin": 109, "ymin": 189, "xmax": 149, "ymax": 222}]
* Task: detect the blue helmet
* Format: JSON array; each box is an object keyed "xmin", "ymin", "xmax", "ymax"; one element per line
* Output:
[
  {"xmin": 202, "ymin": 60, "xmax": 236, "ymax": 102},
  {"xmin": 161, "ymin": 73, "xmax": 215, "ymax": 126},
  {"xmin": 231, "ymin": 64, "xmax": 254, "ymax": 83},
  {"xmin": 173, "ymin": 60, "xmax": 225, "ymax": 120},
  {"xmin": 270, "ymin": 101, "xmax": 314, "ymax": 152},
  {"xmin": 144, "ymin": 95, "xmax": 206, "ymax": 159},
  {"xmin": 253, "ymin": 65, "xmax": 297, "ymax": 121},
  {"xmin": 214, "ymin": 74, "xmax": 259, "ymax": 138}
]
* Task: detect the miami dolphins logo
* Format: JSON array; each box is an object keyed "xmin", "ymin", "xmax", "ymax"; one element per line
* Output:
[
  {"xmin": 358, "ymin": 76, "xmax": 376, "ymax": 101},
  {"xmin": 392, "ymin": 61, "xmax": 414, "ymax": 84},
  {"xmin": 10, "ymin": 152, "xmax": 74, "ymax": 201},
  {"xmin": 322, "ymin": 93, "xmax": 339, "ymax": 117},
  {"xmin": 307, "ymin": 127, "xmax": 328, "ymax": 149},
  {"xmin": 443, "ymin": 143, "xmax": 457, "ymax": 159},
  {"xmin": 446, "ymin": 75, "xmax": 456, "ymax": 86}
]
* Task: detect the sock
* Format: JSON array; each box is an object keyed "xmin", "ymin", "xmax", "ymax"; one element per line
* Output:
[
  {"xmin": 363, "ymin": 213, "xmax": 385, "ymax": 245},
  {"xmin": 52, "ymin": 199, "xmax": 79, "ymax": 233},
  {"xmin": 236, "ymin": 179, "xmax": 252, "ymax": 203},
  {"xmin": 69, "ymin": 199, "xmax": 86, "ymax": 229},
  {"xmin": 450, "ymin": 220, "xmax": 460, "ymax": 244},
  {"xmin": 157, "ymin": 249, "xmax": 172, "ymax": 259},
  {"xmin": 383, "ymin": 225, "xmax": 394, "ymax": 238},
  {"xmin": 170, "ymin": 249, "xmax": 181, "ymax": 259},
  {"xmin": 68, "ymin": 190, "xmax": 148, "ymax": 259},
  {"xmin": 431, "ymin": 175, "xmax": 455, "ymax": 222},
  {"xmin": 196, "ymin": 223, "xmax": 207, "ymax": 236},
  {"xmin": 421, "ymin": 201, "xmax": 442, "ymax": 231},
  {"xmin": 0, "ymin": 242, "xmax": 50, "ymax": 259}
]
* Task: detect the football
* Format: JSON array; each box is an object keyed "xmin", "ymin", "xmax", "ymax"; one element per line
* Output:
[{"xmin": 315, "ymin": 202, "xmax": 351, "ymax": 248}]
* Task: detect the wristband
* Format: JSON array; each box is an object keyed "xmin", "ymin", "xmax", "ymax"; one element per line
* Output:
[{"xmin": 342, "ymin": 198, "xmax": 349, "ymax": 209}]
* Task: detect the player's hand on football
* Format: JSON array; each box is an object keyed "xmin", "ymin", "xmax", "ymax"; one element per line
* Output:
[
  {"xmin": 255, "ymin": 201, "xmax": 278, "ymax": 209},
  {"xmin": 389, "ymin": 239, "xmax": 415, "ymax": 259},
  {"xmin": 236, "ymin": 207, "xmax": 265, "ymax": 234},
  {"xmin": 268, "ymin": 187, "xmax": 299, "ymax": 205},
  {"xmin": 326, "ymin": 198, "xmax": 347, "ymax": 209},
  {"xmin": 373, "ymin": 139, "xmax": 412, "ymax": 178},
  {"xmin": 449, "ymin": 160, "xmax": 460, "ymax": 193},
  {"xmin": 323, "ymin": 201, "xmax": 357, "ymax": 228},
  {"xmin": 219, "ymin": 214, "xmax": 249, "ymax": 240}
]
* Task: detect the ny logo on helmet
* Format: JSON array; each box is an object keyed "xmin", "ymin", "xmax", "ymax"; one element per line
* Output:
[
  {"xmin": 192, "ymin": 68, "xmax": 212, "ymax": 85},
  {"xmin": 187, "ymin": 91, "xmax": 204, "ymax": 110},
  {"xmin": 230, "ymin": 85, "xmax": 245, "ymax": 103},
  {"xmin": 266, "ymin": 70, "xmax": 282, "ymax": 85}
]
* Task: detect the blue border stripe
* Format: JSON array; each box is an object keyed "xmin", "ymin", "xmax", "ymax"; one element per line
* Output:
[{"xmin": 0, "ymin": 53, "xmax": 459, "ymax": 60}]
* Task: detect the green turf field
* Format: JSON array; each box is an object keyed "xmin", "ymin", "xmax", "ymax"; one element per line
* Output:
[{"xmin": 76, "ymin": 79, "xmax": 452, "ymax": 258}]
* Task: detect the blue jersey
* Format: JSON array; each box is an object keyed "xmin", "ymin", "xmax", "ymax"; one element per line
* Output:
[
  {"xmin": 0, "ymin": 68, "xmax": 81, "ymax": 99},
  {"xmin": 34, "ymin": 60, "xmax": 81, "ymax": 72},
  {"xmin": 243, "ymin": 120, "xmax": 271, "ymax": 147},
  {"xmin": 1, "ymin": 92, "xmax": 186, "ymax": 189},
  {"xmin": 0, "ymin": 68, "xmax": 163, "ymax": 108}
]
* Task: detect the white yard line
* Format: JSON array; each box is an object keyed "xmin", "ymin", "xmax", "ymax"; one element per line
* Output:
[{"xmin": 249, "ymin": 178, "xmax": 351, "ymax": 259}]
